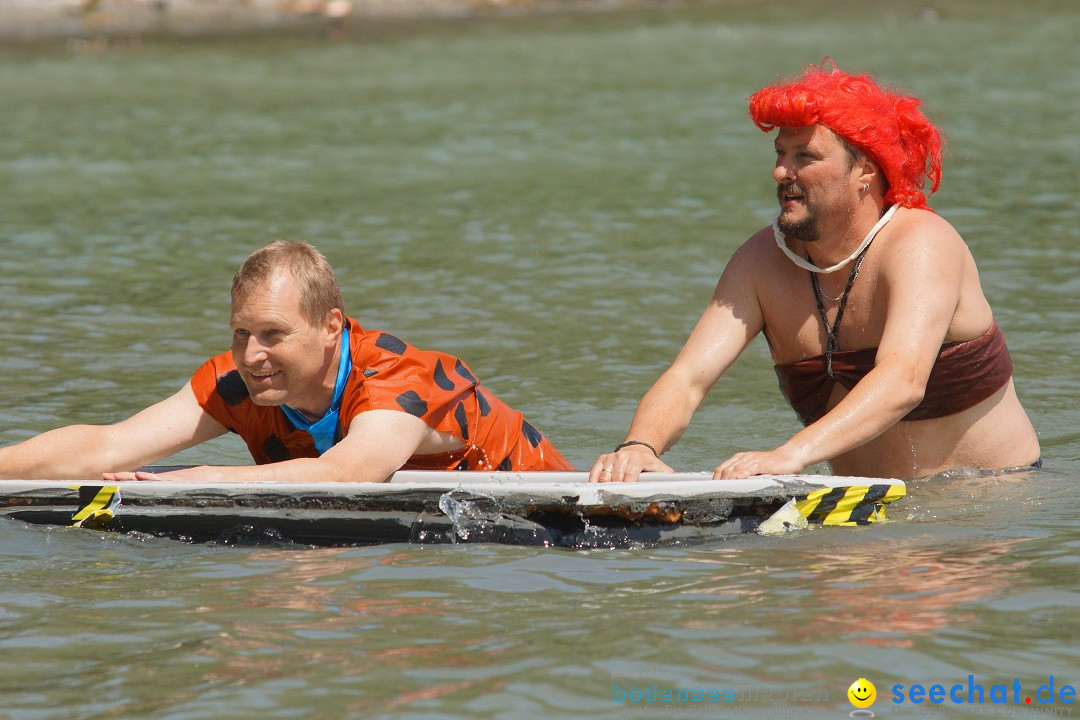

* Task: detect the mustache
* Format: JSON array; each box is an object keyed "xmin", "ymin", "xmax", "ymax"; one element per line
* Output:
[{"xmin": 777, "ymin": 182, "xmax": 804, "ymax": 200}]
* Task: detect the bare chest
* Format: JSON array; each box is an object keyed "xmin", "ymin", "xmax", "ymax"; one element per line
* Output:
[{"xmin": 760, "ymin": 260, "xmax": 889, "ymax": 364}]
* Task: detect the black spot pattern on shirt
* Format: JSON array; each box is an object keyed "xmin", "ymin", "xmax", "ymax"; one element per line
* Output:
[
  {"xmin": 497, "ymin": 457, "xmax": 512, "ymax": 471},
  {"xmin": 433, "ymin": 359, "xmax": 455, "ymax": 391},
  {"xmin": 454, "ymin": 402, "xmax": 469, "ymax": 440},
  {"xmin": 476, "ymin": 390, "xmax": 491, "ymax": 417},
  {"xmin": 216, "ymin": 370, "xmax": 249, "ymax": 406},
  {"xmin": 521, "ymin": 419, "xmax": 543, "ymax": 448},
  {"xmin": 375, "ymin": 333, "xmax": 407, "ymax": 355},
  {"xmin": 262, "ymin": 434, "xmax": 291, "ymax": 462},
  {"xmin": 395, "ymin": 390, "xmax": 428, "ymax": 417},
  {"xmin": 455, "ymin": 359, "xmax": 476, "ymax": 385}
]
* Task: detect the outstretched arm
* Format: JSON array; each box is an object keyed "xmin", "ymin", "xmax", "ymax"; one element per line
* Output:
[
  {"xmin": 112, "ymin": 409, "xmax": 435, "ymax": 484},
  {"xmin": 0, "ymin": 383, "xmax": 227, "ymax": 480},
  {"xmin": 591, "ymin": 239, "xmax": 766, "ymax": 482}
]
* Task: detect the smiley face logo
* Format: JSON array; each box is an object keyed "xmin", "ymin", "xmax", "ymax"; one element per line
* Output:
[{"xmin": 848, "ymin": 678, "xmax": 876, "ymax": 709}]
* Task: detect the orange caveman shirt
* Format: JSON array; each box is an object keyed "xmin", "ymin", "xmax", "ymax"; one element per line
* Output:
[{"xmin": 190, "ymin": 317, "xmax": 573, "ymax": 473}]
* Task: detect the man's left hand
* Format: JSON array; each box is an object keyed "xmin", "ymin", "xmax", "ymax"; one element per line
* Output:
[{"xmin": 713, "ymin": 449, "xmax": 804, "ymax": 479}]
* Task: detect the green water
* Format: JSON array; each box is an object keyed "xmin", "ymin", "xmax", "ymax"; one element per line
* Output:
[{"xmin": 2, "ymin": 1, "xmax": 1079, "ymax": 717}]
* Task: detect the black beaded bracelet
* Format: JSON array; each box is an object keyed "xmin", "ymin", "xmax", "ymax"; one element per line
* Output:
[{"xmin": 614, "ymin": 440, "xmax": 659, "ymax": 457}]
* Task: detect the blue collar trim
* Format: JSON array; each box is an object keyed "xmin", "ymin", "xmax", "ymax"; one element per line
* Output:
[{"xmin": 281, "ymin": 327, "xmax": 351, "ymax": 455}]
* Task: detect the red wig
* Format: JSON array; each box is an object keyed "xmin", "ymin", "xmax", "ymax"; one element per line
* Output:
[{"xmin": 748, "ymin": 60, "xmax": 943, "ymax": 210}]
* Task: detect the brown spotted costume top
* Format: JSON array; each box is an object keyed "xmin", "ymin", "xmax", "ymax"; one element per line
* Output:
[
  {"xmin": 774, "ymin": 321, "xmax": 1014, "ymax": 426},
  {"xmin": 190, "ymin": 317, "xmax": 573, "ymax": 472}
]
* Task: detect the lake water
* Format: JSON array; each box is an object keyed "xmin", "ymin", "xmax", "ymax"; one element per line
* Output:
[{"xmin": 1, "ymin": 1, "xmax": 1078, "ymax": 718}]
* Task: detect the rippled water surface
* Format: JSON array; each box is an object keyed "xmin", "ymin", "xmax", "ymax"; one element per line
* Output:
[{"xmin": 2, "ymin": 1, "xmax": 1078, "ymax": 718}]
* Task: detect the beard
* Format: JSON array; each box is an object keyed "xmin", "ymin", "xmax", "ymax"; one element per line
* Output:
[
  {"xmin": 776, "ymin": 213, "xmax": 818, "ymax": 243},
  {"xmin": 776, "ymin": 182, "xmax": 819, "ymax": 243}
]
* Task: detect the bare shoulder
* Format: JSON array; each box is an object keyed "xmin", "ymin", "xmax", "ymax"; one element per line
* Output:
[
  {"xmin": 713, "ymin": 225, "xmax": 783, "ymax": 300},
  {"xmin": 878, "ymin": 207, "xmax": 972, "ymax": 270},
  {"xmin": 885, "ymin": 207, "xmax": 966, "ymax": 250},
  {"xmin": 740, "ymin": 225, "xmax": 781, "ymax": 255},
  {"xmin": 725, "ymin": 225, "xmax": 782, "ymax": 272},
  {"xmin": 874, "ymin": 207, "xmax": 991, "ymax": 337}
]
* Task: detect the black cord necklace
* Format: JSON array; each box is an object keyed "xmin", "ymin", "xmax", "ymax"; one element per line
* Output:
[{"xmin": 808, "ymin": 245, "xmax": 872, "ymax": 381}]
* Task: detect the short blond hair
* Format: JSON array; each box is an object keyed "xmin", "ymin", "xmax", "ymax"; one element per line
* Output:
[{"xmin": 232, "ymin": 241, "xmax": 345, "ymax": 325}]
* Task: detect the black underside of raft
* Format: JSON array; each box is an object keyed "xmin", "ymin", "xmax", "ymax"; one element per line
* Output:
[{"xmin": 0, "ymin": 485, "xmax": 787, "ymax": 548}]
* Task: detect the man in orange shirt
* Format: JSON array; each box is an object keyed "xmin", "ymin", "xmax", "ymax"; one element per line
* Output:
[{"xmin": 0, "ymin": 241, "xmax": 572, "ymax": 482}]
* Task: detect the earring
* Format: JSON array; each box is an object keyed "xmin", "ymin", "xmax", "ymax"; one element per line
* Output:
[{"xmin": 862, "ymin": 183, "xmax": 870, "ymax": 192}]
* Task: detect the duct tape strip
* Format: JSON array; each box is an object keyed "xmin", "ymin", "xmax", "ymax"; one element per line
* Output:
[
  {"xmin": 794, "ymin": 483, "xmax": 906, "ymax": 526},
  {"xmin": 70, "ymin": 485, "xmax": 121, "ymax": 529}
]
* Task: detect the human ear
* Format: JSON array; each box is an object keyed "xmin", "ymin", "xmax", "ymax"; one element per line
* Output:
[
  {"xmin": 325, "ymin": 308, "xmax": 344, "ymax": 340},
  {"xmin": 858, "ymin": 157, "xmax": 882, "ymax": 193}
]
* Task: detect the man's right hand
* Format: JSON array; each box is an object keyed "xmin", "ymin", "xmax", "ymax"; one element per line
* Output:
[{"xmin": 588, "ymin": 445, "xmax": 674, "ymax": 483}]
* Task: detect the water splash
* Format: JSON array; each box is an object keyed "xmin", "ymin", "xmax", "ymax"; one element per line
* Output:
[
  {"xmin": 437, "ymin": 488, "xmax": 553, "ymax": 545},
  {"xmin": 437, "ymin": 489, "xmax": 485, "ymax": 541}
]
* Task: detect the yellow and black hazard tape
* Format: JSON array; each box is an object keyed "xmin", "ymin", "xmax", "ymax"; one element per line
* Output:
[
  {"xmin": 794, "ymin": 483, "xmax": 906, "ymax": 526},
  {"xmin": 69, "ymin": 485, "xmax": 121, "ymax": 529}
]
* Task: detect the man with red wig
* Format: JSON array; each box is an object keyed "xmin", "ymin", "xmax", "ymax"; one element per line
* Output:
[{"xmin": 591, "ymin": 61, "xmax": 1040, "ymax": 482}]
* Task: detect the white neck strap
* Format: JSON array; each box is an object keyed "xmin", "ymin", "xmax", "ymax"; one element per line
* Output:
[{"xmin": 773, "ymin": 204, "xmax": 899, "ymax": 274}]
